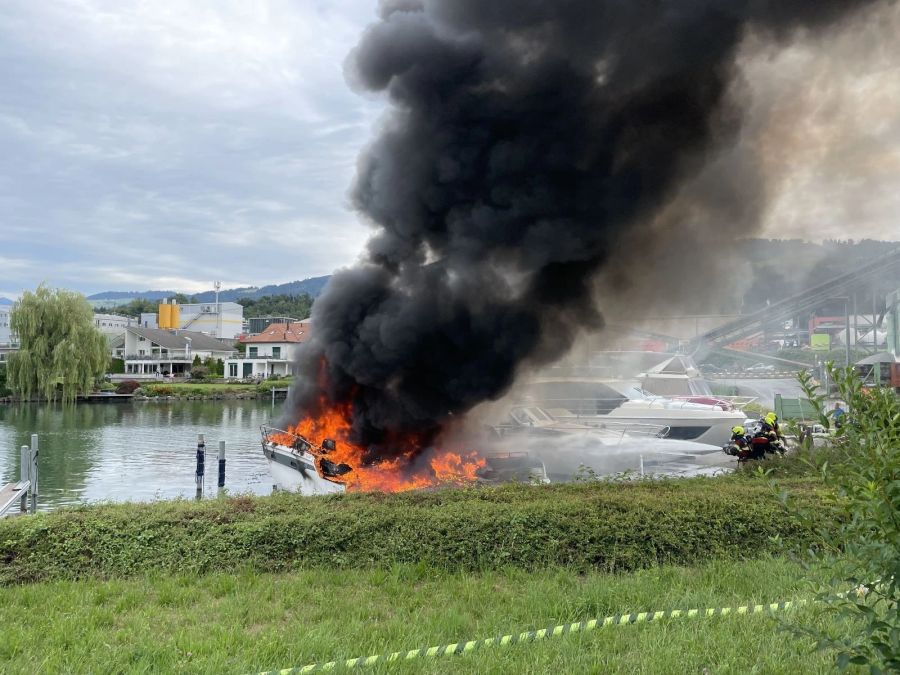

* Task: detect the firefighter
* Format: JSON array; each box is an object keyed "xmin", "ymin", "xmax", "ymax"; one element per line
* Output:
[
  {"xmin": 730, "ymin": 425, "xmax": 750, "ymax": 445},
  {"xmin": 760, "ymin": 412, "xmax": 785, "ymax": 453},
  {"xmin": 726, "ymin": 425, "xmax": 752, "ymax": 461}
]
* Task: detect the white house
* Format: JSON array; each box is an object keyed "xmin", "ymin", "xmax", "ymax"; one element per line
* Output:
[
  {"xmin": 225, "ymin": 321, "xmax": 310, "ymax": 380},
  {"xmin": 116, "ymin": 326, "xmax": 236, "ymax": 379}
]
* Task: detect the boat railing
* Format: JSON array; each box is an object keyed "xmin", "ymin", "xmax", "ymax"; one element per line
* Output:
[
  {"xmin": 532, "ymin": 395, "xmax": 746, "ymax": 414},
  {"xmin": 496, "ymin": 411, "xmax": 670, "ymax": 441},
  {"xmin": 261, "ymin": 425, "xmax": 318, "ymax": 455},
  {"xmin": 717, "ymin": 396, "xmax": 759, "ymax": 409},
  {"xmin": 666, "ymin": 395, "xmax": 759, "ymax": 410},
  {"xmin": 586, "ymin": 421, "xmax": 672, "ymax": 439}
]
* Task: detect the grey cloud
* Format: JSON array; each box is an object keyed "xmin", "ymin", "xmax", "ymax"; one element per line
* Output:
[{"xmin": 0, "ymin": 0, "xmax": 379, "ymax": 295}]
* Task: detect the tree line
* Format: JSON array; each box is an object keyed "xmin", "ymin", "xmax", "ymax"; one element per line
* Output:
[{"xmin": 96, "ymin": 294, "xmax": 314, "ymax": 322}]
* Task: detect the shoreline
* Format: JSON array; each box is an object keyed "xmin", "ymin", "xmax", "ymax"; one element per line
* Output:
[{"xmin": 0, "ymin": 386, "xmax": 291, "ymax": 404}]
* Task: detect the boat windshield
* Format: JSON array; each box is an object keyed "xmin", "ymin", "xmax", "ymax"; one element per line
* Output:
[{"xmin": 509, "ymin": 406, "xmax": 555, "ymax": 426}]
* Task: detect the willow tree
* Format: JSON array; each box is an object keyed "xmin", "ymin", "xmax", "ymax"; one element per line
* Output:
[{"xmin": 7, "ymin": 285, "xmax": 108, "ymax": 403}]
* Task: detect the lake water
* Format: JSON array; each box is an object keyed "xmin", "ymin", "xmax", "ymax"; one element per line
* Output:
[{"xmin": 0, "ymin": 400, "xmax": 286, "ymax": 510}]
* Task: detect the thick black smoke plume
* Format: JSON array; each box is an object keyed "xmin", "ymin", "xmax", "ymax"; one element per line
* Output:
[{"xmin": 287, "ymin": 0, "xmax": 881, "ymax": 452}]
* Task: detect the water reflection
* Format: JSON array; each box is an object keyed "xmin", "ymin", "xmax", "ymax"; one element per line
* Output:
[{"xmin": 0, "ymin": 400, "xmax": 281, "ymax": 510}]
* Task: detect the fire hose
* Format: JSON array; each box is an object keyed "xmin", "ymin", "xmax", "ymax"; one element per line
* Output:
[{"xmin": 254, "ymin": 599, "xmax": 804, "ymax": 673}]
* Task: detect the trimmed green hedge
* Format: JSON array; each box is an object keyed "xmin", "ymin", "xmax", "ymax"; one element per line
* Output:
[{"xmin": 0, "ymin": 479, "xmax": 832, "ymax": 584}]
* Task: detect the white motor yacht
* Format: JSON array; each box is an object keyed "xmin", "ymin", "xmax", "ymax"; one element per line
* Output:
[
  {"xmin": 520, "ymin": 380, "xmax": 746, "ymax": 445},
  {"xmin": 491, "ymin": 406, "xmax": 734, "ymax": 480}
]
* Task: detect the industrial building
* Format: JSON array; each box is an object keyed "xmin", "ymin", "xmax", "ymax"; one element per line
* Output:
[
  {"xmin": 93, "ymin": 313, "xmax": 135, "ymax": 336},
  {"xmin": 0, "ymin": 306, "xmax": 15, "ymax": 362},
  {"xmin": 139, "ymin": 299, "xmax": 244, "ymax": 339}
]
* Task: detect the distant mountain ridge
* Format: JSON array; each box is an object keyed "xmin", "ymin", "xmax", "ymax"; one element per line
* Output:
[
  {"xmin": 88, "ymin": 276, "xmax": 331, "ymax": 303},
  {"xmin": 0, "ymin": 297, "xmax": 13, "ymax": 306}
]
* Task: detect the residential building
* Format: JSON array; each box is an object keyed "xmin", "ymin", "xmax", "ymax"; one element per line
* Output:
[
  {"xmin": 138, "ymin": 301, "xmax": 243, "ymax": 339},
  {"xmin": 0, "ymin": 305, "xmax": 16, "ymax": 363},
  {"xmin": 116, "ymin": 326, "xmax": 236, "ymax": 379},
  {"xmin": 225, "ymin": 321, "xmax": 310, "ymax": 380},
  {"xmin": 93, "ymin": 313, "xmax": 134, "ymax": 336}
]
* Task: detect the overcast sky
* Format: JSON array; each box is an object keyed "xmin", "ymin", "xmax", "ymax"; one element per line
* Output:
[
  {"xmin": 0, "ymin": 0, "xmax": 379, "ymax": 298},
  {"xmin": 1, "ymin": 1, "xmax": 898, "ymax": 299}
]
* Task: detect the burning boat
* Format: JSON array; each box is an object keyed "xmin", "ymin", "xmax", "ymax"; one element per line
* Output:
[
  {"xmin": 261, "ymin": 412, "xmax": 509, "ymax": 494},
  {"xmin": 261, "ymin": 422, "xmax": 549, "ymax": 495},
  {"xmin": 261, "ymin": 426, "xmax": 351, "ymax": 495}
]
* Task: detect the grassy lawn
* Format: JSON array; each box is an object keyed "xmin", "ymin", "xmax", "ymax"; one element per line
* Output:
[
  {"xmin": 140, "ymin": 379, "xmax": 293, "ymax": 396},
  {"xmin": 143, "ymin": 383, "xmax": 255, "ymax": 392},
  {"xmin": 0, "ymin": 557, "xmax": 846, "ymax": 674}
]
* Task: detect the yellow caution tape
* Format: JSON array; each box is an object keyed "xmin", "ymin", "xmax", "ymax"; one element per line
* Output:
[{"xmin": 257, "ymin": 599, "xmax": 803, "ymax": 673}]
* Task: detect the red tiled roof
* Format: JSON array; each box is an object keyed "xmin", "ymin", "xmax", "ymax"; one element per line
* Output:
[{"xmin": 242, "ymin": 322, "xmax": 311, "ymax": 344}]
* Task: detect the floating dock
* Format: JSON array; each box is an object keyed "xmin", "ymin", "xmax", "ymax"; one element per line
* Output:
[{"xmin": 0, "ymin": 436, "xmax": 38, "ymax": 517}]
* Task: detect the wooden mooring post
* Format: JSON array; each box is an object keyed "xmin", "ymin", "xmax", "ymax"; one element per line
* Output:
[
  {"xmin": 195, "ymin": 433, "xmax": 206, "ymax": 499},
  {"xmin": 30, "ymin": 434, "xmax": 38, "ymax": 514},
  {"xmin": 217, "ymin": 440, "xmax": 226, "ymax": 490}
]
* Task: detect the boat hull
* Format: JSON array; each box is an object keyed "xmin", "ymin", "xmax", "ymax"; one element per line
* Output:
[
  {"xmin": 605, "ymin": 410, "xmax": 744, "ymax": 445},
  {"xmin": 263, "ymin": 440, "xmax": 346, "ymax": 496}
]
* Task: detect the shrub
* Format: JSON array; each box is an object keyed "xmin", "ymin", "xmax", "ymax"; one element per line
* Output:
[
  {"xmin": 144, "ymin": 385, "xmax": 175, "ymax": 397},
  {"xmin": 0, "ymin": 363, "xmax": 10, "ymax": 397},
  {"xmin": 190, "ymin": 365, "xmax": 210, "ymax": 380},
  {"xmin": 115, "ymin": 380, "xmax": 141, "ymax": 395},
  {"xmin": 0, "ymin": 478, "xmax": 830, "ymax": 585},
  {"xmin": 785, "ymin": 366, "xmax": 900, "ymax": 672},
  {"xmin": 203, "ymin": 357, "xmax": 224, "ymax": 377}
]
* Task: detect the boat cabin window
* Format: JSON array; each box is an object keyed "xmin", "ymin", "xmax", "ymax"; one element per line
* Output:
[{"xmin": 523, "ymin": 382, "xmax": 630, "ymax": 415}]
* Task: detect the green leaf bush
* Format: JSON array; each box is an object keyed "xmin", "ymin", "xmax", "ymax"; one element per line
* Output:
[
  {"xmin": 0, "ymin": 478, "xmax": 830, "ymax": 585},
  {"xmin": 787, "ymin": 365, "xmax": 900, "ymax": 673}
]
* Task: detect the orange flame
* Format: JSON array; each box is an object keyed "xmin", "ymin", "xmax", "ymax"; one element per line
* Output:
[{"xmin": 272, "ymin": 398, "xmax": 485, "ymax": 493}]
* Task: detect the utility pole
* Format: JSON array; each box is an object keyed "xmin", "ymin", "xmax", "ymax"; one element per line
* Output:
[
  {"xmin": 844, "ymin": 297, "xmax": 851, "ymax": 368},
  {"xmin": 214, "ymin": 281, "xmax": 222, "ymax": 338}
]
